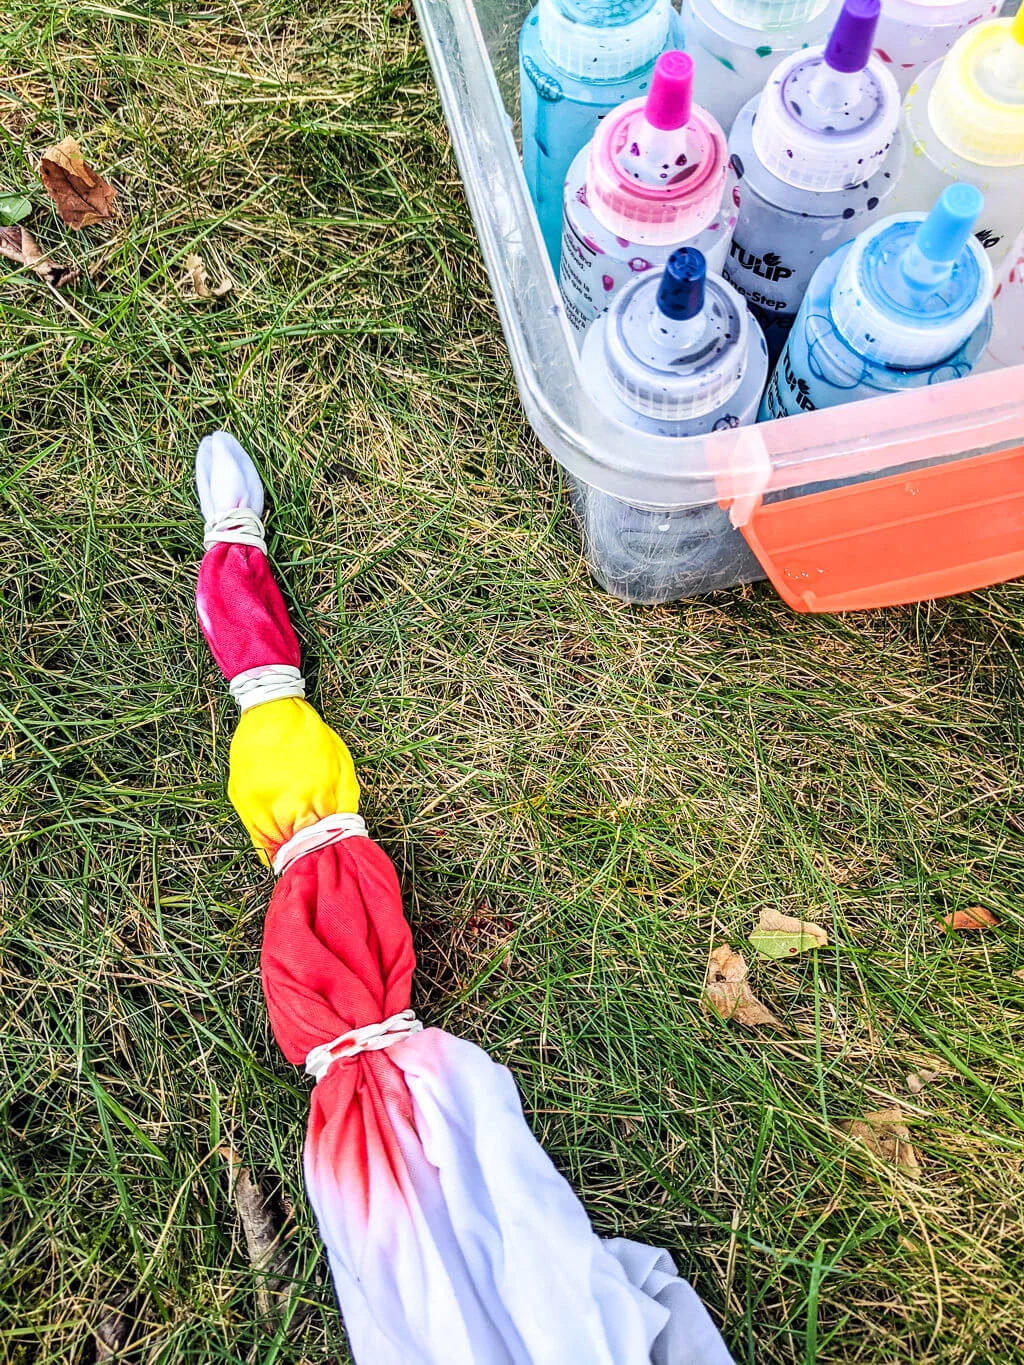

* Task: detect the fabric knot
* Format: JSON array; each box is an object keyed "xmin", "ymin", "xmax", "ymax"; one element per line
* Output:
[
  {"xmin": 229, "ymin": 664, "xmax": 305, "ymax": 713},
  {"xmin": 204, "ymin": 507, "xmax": 267, "ymax": 552},
  {"xmin": 304, "ymin": 1010, "xmax": 423, "ymax": 1082},
  {"xmin": 272, "ymin": 812, "xmax": 367, "ymax": 877}
]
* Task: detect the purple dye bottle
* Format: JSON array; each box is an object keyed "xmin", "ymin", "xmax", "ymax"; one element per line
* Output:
[{"xmin": 723, "ymin": 0, "xmax": 905, "ymax": 362}]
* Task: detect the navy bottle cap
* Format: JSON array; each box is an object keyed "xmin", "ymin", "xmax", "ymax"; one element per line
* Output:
[{"xmin": 656, "ymin": 247, "xmax": 706, "ymax": 321}]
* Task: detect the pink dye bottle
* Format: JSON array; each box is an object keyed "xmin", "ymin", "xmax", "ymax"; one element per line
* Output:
[{"xmin": 558, "ymin": 51, "xmax": 736, "ymax": 339}]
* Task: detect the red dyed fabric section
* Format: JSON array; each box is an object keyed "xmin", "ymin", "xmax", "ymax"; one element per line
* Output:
[
  {"xmin": 261, "ymin": 836, "xmax": 416, "ymax": 1064},
  {"xmin": 261, "ymin": 836, "xmax": 420, "ymax": 1219},
  {"xmin": 196, "ymin": 542, "xmax": 300, "ymax": 681}
]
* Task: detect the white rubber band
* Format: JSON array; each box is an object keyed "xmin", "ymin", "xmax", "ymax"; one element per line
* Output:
[
  {"xmin": 229, "ymin": 664, "xmax": 305, "ymax": 713},
  {"xmin": 305, "ymin": 1010, "xmax": 423, "ymax": 1082},
  {"xmin": 204, "ymin": 507, "xmax": 267, "ymax": 552},
  {"xmin": 272, "ymin": 812, "xmax": 367, "ymax": 877}
]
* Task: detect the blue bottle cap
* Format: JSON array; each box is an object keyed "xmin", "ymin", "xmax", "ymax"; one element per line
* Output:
[
  {"xmin": 913, "ymin": 183, "xmax": 985, "ymax": 266},
  {"xmin": 656, "ymin": 248, "xmax": 706, "ymax": 321}
]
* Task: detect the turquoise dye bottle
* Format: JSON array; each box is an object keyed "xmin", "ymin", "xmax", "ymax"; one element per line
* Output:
[{"xmin": 520, "ymin": 0, "xmax": 679, "ymax": 270}]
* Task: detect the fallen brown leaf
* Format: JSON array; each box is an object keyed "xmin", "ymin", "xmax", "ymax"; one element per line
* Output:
[
  {"xmin": 943, "ymin": 906, "xmax": 998, "ymax": 931},
  {"xmin": 0, "ymin": 225, "xmax": 78, "ymax": 286},
  {"xmin": 905, "ymin": 1069, "xmax": 937, "ymax": 1095},
  {"xmin": 840, "ymin": 1107, "xmax": 920, "ymax": 1175},
  {"xmin": 705, "ymin": 945, "xmax": 782, "ymax": 1028},
  {"xmin": 184, "ymin": 252, "xmax": 233, "ymax": 299},
  {"xmin": 39, "ymin": 137, "xmax": 116, "ymax": 229},
  {"xmin": 220, "ymin": 1144, "xmax": 289, "ymax": 1316}
]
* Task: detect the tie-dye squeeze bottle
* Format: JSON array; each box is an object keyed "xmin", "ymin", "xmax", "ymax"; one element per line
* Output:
[
  {"xmin": 569, "ymin": 248, "xmax": 768, "ymax": 603},
  {"xmin": 520, "ymin": 0, "xmax": 678, "ymax": 269},
  {"xmin": 871, "ymin": 0, "xmax": 998, "ymax": 98},
  {"xmin": 760, "ymin": 183, "xmax": 993, "ymax": 419},
  {"xmin": 681, "ymin": 0, "xmax": 839, "ymax": 138},
  {"xmin": 559, "ymin": 52, "xmax": 735, "ymax": 339},
  {"xmin": 723, "ymin": 0, "xmax": 904, "ymax": 363},
  {"xmin": 889, "ymin": 9, "xmax": 1024, "ymax": 265}
]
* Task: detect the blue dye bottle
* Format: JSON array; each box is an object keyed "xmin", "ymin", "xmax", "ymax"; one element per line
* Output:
[
  {"xmin": 760, "ymin": 184, "xmax": 994, "ymax": 419},
  {"xmin": 520, "ymin": 0, "xmax": 678, "ymax": 269}
]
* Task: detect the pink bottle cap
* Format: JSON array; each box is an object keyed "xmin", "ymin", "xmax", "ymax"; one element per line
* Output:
[
  {"xmin": 585, "ymin": 58, "xmax": 728, "ymax": 247},
  {"xmin": 645, "ymin": 51, "xmax": 693, "ymax": 130}
]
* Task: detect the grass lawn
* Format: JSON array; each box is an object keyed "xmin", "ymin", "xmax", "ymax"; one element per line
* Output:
[{"xmin": 2, "ymin": 2, "xmax": 1023, "ymax": 1361}]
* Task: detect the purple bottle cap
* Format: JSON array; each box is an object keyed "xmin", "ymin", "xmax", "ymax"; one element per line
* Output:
[
  {"xmin": 645, "ymin": 51, "xmax": 693, "ymax": 131},
  {"xmin": 824, "ymin": 0, "xmax": 880, "ymax": 74}
]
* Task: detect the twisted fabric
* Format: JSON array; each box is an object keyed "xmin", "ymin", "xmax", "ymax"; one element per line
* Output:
[{"xmin": 193, "ymin": 430, "xmax": 734, "ymax": 1365}]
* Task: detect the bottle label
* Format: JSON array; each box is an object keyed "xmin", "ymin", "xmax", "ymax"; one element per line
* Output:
[{"xmin": 761, "ymin": 342, "xmax": 818, "ymax": 419}]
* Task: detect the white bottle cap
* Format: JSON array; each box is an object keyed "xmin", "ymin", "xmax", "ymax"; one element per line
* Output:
[
  {"xmin": 750, "ymin": 0, "xmax": 901, "ymax": 191},
  {"xmin": 587, "ymin": 58, "xmax": 728, "ymax": 245},
  {"xmin": 716, "ymin": 0, "xmax": 830, "ymax": 31},
  {"xmin": 829, "ymin": 188, "xmax": 993, "ymax": 368},
  {"xmin": 537, "ymin": 0, "xmax": 672, "ymax": 82},
  {"xmin": 927, "ymin": 13, "xmax": 1024, "ymax": 167},
  {"xmin": 602, "ymin": 251, "xmax": 752, "ymax": 420}
]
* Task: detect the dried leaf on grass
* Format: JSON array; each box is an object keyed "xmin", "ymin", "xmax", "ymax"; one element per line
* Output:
[
  {"xmin": 839, "ymin": 1107, "xmax": 920, "ymax": 1175},
  {"xmin": 705, "ymin": 945, "xmax": 781, "ymax": 1028},
  {"xmin": 220, "ymin": 1144, "xmax": 290, "ymax": 1315},
  {"xmin": 0, "ymin": 226, "xmax": 78, "ymax": 286},
  {"xmin": 184, "ymin": 253, "xmax": 233, "ymax": 299},
  {"xmin": 749, "ymin": 908, "xmax": 828, "ymax": 960},
  {"xmin": 39, "ymin": 137, "xmax": 116, "ymax": 229},
  {"xmin": 0, "ymin": 192, "xmax": 31, "ymax": 226},
  {"xmin": 906, "ymin": 1069, "xmax": 937, "ymax": 1095},
  {"xmin": 943, "ymin": 906, "xmax": 998, "ymax": 930}
]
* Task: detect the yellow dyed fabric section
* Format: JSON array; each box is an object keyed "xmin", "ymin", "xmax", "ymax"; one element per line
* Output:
[{"xmin": 228, "ymin": 697, "xmax": 360, "ymax": 865}]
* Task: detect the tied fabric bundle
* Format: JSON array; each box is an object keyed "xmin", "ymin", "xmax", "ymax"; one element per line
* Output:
[{"xmin": 194, "ymin": 431, "xmax": 734, "ymax": 1365}]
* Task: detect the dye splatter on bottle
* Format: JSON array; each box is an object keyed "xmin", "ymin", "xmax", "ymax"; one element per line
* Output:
[
  {"xmin": 559, "ymin": 52, "xmax": 735, "ymax": 339},
  {"xmin": 723, "ymin": 0, "xmax": 904, "ymax": 363},
  {"xmin": 682, "ymin": 0, "xmax": 839, "ymax": 137},
  {"xmin": 888, "ymin": 9, "xmax": 1024, "ymax": 265},
  {"xmin": 569, "ymin": 248, "xmax": 768, "ymax": 603},
  {"xmin": 519, "ymin": 0, "xmax": 679, "ymax": 269},
  {"xmin": 872, "ymin": 0, "xmax": 998, "ymax": 98},
  {"xmin": 760, "ymin": 184, "xmax": 993, "ymax": 419}
]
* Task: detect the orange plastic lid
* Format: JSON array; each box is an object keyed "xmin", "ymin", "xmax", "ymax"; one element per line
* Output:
[{"xmin": 739, "ymin": 444, "xmax": 1024, "ymax": 613}]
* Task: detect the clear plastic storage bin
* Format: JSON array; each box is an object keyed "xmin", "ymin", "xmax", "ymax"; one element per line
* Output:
[{"xmin": 413, "ymin": 0, "xmax": 1024, "ymax": 610}]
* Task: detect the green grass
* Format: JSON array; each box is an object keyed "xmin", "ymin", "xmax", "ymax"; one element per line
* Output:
[{"xmin": 1, "ymin": 2, "xmax": 1023, "ymax": 1361}]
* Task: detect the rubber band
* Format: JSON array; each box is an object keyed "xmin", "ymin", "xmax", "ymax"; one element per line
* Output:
[
  {"xmin": 204, "ymin": 507, "xmax": 267, "ymax": 552},
  {"xmin": 305, "ymin": 1010, "xmax": 423, "ymax": 1081},
  {"xmin": 272, "ymin": 812, "xmax": 367, "ymax": 877},
  {"xmin": 229, "ymin": 664, "xmax": 305, "ymax": 713}
]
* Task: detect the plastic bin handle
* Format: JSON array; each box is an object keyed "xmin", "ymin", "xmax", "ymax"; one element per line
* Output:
[{"xmin": 738, "ymin": 443, "xmax": 1024, "ymax": 612}]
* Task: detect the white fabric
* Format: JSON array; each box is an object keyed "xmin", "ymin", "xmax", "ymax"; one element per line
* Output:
[
  {"xmin": 305, "ymin": 1010, "xmax": 424, "ymax": 1081},
  {"xmin": 272, "ymin": 811, "xmax": 367, "ymax": 876},
  {"xmin": 229, "ymin": 664, "xmax": 305, "ymax": 713},
  {"xmin": 306, "ymin": 1027, "xmax": 734, "ymax": 1365},
  {"xmin": 196, "ymin": 431, "xmax": 265, "ymax": 521}
]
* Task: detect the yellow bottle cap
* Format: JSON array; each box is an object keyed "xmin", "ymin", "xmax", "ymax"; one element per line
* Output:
[{"xmin": 928, "ymin": 15, "xmax": 1024, "ymax": 167}]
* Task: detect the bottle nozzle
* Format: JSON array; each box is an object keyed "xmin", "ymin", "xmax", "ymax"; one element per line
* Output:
[
  {"xmin": 900, "ymin": 183, "xmax": 984, "ymax": 291},
  {"xmin": 651, "ymin": 248, "xmax": 707, "ymax": 348},
  {"xmin": 645, "ymin": 50, "xmax": 693, "ymax": 130},
  {"xmin": 824, "ymin": 0, "xmax": 880, "ymax": 73},
  {"xmin": 988, "ymin": 7, "xmax": 1024, "ymax": 102},
  {"xmin": 658, "ymin": 247, "xmax": 706, "ymax": 318},
  {"xmin": 618, "ymin": 52, "xmax": 700, "ymax": 188}
]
